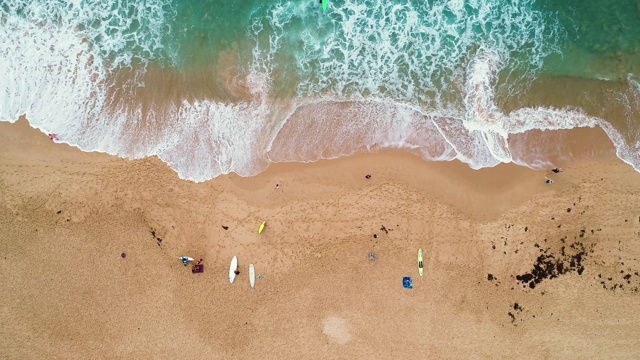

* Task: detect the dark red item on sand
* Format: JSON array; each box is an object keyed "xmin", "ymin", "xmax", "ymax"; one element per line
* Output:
[{"xmin": 192, "ymin": 264, "xmax": 204, "ymax": 273}]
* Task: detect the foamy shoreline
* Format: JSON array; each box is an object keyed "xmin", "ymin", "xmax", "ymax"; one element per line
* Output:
[
  {"xmin": 3, "ymin": 0, "xmax": 640, "ymax": 182},
  {"xmin": 2, "ymin": 119, "xmax": 640, "ymax": 358}
]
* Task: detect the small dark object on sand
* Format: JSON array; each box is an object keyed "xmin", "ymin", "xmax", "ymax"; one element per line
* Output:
[
  {"xmin": 551, "ymin": 168, "xmax": 563, "ymax": 173},
  {"xmin": 234, "ymin": 269, "xmax": 240, "ymax": 275},
  {"xmin": 121, "ymin": 253, "xmax": 126, "ymax": 259},
  {"xmin": 545, "ymin": 178, "xmax": 553, "ymax": 184},
  {"xmin": 365, "ymin": 174, "xmax": 371, "ymax": 179},
  {"xmin": 222, "ymin": 225, "xmax": 229, "ymax": 230},
  {"xmin": 403, "ymin": 277, "xmax": 413, "ymax": 289},
  {"xmin": 192, "ymin": 264, "xmax": 204, "ymax": 273},
  {"xmin": 373, "ymin": 234, "xmax": 378, "ymax": 239}
]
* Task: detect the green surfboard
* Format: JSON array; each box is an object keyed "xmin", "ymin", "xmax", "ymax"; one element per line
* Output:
[{"xmin": 322, "ymin": 0, "xmax": 328, "ymax": 12}]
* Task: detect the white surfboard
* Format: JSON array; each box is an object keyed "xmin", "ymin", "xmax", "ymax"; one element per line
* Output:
[
  {"xmin": 229, "ymin": 256, "xmax": 238, "ymax": 283},
  {"xmin": 179, "ymin": 256, "xmax": 194, "ymax": 263},
  {"xmin": 249, "ymin": 264, "xmax": 255, "ymax": 288}
]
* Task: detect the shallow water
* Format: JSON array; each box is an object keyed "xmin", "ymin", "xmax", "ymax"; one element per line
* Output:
[{"xmin": 0, "ymin": 0, "xmax": 638, "ymax": 181}]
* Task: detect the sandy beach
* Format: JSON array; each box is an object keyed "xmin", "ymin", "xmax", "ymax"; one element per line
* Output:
[{"xmin": 1, "ymin": 118, "xmax": 640, "ymax": 359}]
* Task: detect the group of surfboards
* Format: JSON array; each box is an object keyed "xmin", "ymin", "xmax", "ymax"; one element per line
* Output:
[
  {"xmin": 184, "ymin": 223, "xmax": 421, "ymax": 289},
  {"xmin": 177, "ymin": 255, "xmax": 256, "ymax": 288},
  {"xmin": 229, "ymin": 256, "xmax": 255, "ymax": 288},
  {"xmin": 177, "ymin": 221, "xmax": 266, "ymax": 288},
  {"xmin": 228, "ymin": 221, "xmax": 266, "ymax": 287}
]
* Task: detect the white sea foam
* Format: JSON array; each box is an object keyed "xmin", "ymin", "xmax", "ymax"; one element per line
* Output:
[
  {"xmin": 268, "ymin": 45, "xmax": 629, "ymax": 172},
  {"xmin": 0, "ymin": 0, "xmax": 172, "ymax": 148},
  {"xmin": 293, "ymin": 0, "xmax": 562, "ymax": 104},
  {"xmin": 1, "ymin": 0, "xmax": 638, "ymax": 182},
  {"xmin": 604, "ymin": 74, "xmax": 640, "ymax": 171},
  {"xmin": 0, "ymin": 0, "xmax": 274, "ymax": 181}
]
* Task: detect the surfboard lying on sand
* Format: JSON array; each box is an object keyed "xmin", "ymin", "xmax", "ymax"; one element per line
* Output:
[
  {"xmin": 179, "ymin": 256, "xmax": 194, "ymax": 263},
  {"xmin": 418, "ymin": 248, "xmax": 423, "ymax": 277},
  {"xmin": 258, "ymin": 221, "xmax": 266, "ymax": 234},
  {"xmin": 229, "ymin": 256, "xmax": 238, "ymax": 283},
  {"xmin": 249, "ymin": 264, "xmax": 255, "ymax": 288}
]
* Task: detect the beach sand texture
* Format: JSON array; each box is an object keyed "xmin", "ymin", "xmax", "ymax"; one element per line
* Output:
[{"xmin": 1, "ymin": 119, "xmax": 640, "ymax": 359}]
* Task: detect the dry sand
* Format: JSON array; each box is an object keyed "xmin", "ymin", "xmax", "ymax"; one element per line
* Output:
[{"xmin": 1, "ymin": 118, "xmax": 640, "ymax": 359}]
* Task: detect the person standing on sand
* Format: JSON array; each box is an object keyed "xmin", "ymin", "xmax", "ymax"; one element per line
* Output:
[
  {"xmin": 48, "ymin": 133, "xmax": 58, "ymax": 140},
  {"xmin": 551, "ymin": 168, "xmax": 563, "ymax": 173}
]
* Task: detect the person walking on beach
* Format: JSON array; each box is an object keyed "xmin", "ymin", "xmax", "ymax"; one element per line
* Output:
[
  {"xmin": 551, "ymin": 168, "xmax": 563, "ymax": 174},
  {"xmin": 545, "ymin": 178, "xmax": 553, "ymax": 184},
  {"xmin": 48, "ymin": 133, "xmax": 58, "ymax": 140}
]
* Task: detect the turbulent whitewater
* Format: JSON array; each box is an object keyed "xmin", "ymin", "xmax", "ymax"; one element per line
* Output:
[{"xmin": 1, "ymin": 0, "xmax": 638, "ymax": 181}]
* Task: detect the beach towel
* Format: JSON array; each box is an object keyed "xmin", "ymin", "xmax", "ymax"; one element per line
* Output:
[
  {"xmin": 192, "ymin": 264, "xmax": 204, "ymax": 273},
  {"xmin": 403, "ymin": 276, "xmax": 413, "ymax": 289}
]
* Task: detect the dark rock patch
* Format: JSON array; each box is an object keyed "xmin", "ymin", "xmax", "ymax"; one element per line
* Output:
[{"xmin": 516, "ymin": 241, "xmax": 589, "ymax": 289}]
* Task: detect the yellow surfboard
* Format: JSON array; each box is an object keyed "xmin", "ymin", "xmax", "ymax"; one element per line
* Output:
[
  {"xmin": 258, "ymin": 221, "xmax": 266, "ymax": 234},
  {"xmin": 418, "ymin": 248, "xmax": 423, "ymax": 277}
]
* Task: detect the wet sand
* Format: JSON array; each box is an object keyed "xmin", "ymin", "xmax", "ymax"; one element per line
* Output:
[{"xmin": 1, "ymin": 118, "xmax": 640, "ymax": 359}]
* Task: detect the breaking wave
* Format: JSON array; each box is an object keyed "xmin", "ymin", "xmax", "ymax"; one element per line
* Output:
[{"xmin": 0, "ymin": 0, "xmax": 638, "ymax": 182}]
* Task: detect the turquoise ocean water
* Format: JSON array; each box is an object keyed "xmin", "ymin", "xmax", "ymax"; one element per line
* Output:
[{"xmin": 0, "ymin": 0, "xmax": 638, "ymax": 181}]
